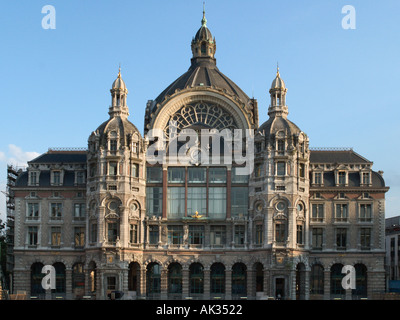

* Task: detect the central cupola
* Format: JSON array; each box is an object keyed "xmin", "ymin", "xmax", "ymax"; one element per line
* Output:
[{"xmin": 191, "ymin": 6, "xmax": 216, "ymax": 62}]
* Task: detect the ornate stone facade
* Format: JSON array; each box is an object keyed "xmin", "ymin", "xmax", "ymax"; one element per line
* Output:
[{"xmin": 8, "ymin": 10, "xmax": 389, "ymax": 300}]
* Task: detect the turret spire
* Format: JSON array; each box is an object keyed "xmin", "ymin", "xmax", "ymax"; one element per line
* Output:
[{"xmin": 202, "ymin": 2, "xmax": 207, "ymax": 26}]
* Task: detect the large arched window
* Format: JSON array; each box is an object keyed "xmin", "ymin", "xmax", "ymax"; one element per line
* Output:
[
  {"xmin": 31, "ymin": 262, "xmax": 45, "ymax": 296},
  {"xmin": 232, "ymin": 263, "xmax": 247, "ymax": 296},
  {"xmin": 168, "ymin": 263, "xmax": 182, "ymax": 294},
  {"xmin": 310, "ymin": 264, "xmax": 324, "ymax": 295},
  {"xmin": 189, "ymin": 263, "xmax": 204, "ymax": 295},
  {"xmin": 128, "ymin": 262, "xmax": 140, "ymax": 292},
  {"xmin": 210, "ymin": 263, "xmax": 225, "ymax": 295},
  {"xmin": 330, "ymin": 264, "xmax": 345, "ymax": 298},
  {"xmin": 52, "ymin": 262, "xmax": 66, "ymax": 294},
  {"xmin": 147, "ymin": 263, "xmax": 161, "ymax": 297},
  {"xmin": 72, "ymin": 263, "xmax": 85, "ymax": 295},
  {"xmin": 353, "ymin": 264, "xmax": 367, "ymax": 299}
]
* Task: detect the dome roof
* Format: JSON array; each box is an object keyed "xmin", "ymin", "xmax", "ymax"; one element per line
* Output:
[
  {"xmin": 258, "ymin": 115, "xmax": 301, "ymax": 138},
  {"xmin": 270, "ymin": 69, "xmax": 285, "ymax": 90},
  {"xmin": 112, "ymin": 69, "xmax": 126, "ymax": 91},
  {"xmin": 153, "ymin": 59, "xmax": 250, "ymax": 108},
  {"xmin": 94, "ymin": 116, "xmax": 141, "ymax": 147}
]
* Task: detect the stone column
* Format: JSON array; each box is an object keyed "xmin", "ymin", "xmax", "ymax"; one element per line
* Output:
[
  {"xmin": 204, "ymin": 269, "xmax": 211, "ymax": 300},
  {"xmin": 182, "ymin": 268, "xmax": 189, "ymax": 298},
  {"xmin": 305, "ymin": 270, "xmax": 310, "ymax": 300},
  {"xmin": 225, "ymin": 270, "xmax": 232, "ymax": 300},
  {"xmin": 247, "ymin": 269, "xmax": 255, "ymax": 299},
  {"xmin": 323, "ymin": 269, "xmax": 330, "ymax": 300},
  {"xmin": 139, "ymin": 267, "xmax": 146, "ymax": 299},
  {"xmin": 263, "ymin": 269, "xmax": 270, "ymax": 297},
  {"xmin": 66, "ymin": 268, "xmax": 72, "ymax": 300},
  {"xmin": 161, "ymin": 269, "xmax": 168, "ymax": 300}
]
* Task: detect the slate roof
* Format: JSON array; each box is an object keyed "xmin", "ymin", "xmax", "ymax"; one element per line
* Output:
[
  {"xmin": 29, "ymin": 151, "xmax": 87, "ymax": 164},
  {"xmin": 310, "ymin": 149, "xmax": 371, "ymax": 164}
]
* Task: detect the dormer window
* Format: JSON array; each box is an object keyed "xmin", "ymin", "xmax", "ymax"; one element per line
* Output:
[
  {"xmin": 51, "ymin": 170, "xmax": 62, "ymax": 186},
  {"xmin": 277, "ymin": 140, "xmax": 285, "ymax": 152},
  {"xmin": 313, "ymin": 172, "xmax": 322, "ymax": 185},
  {"xmin": 29, "ymin": 171, "xmax": 39, "ymax": 186},
  {"xmin": 337, "ymin": 171, "xmax": 346, "ymax": 186},
  {"xmin": 362, "ymin": 172, "xmax": 371, "ymax": 185}
]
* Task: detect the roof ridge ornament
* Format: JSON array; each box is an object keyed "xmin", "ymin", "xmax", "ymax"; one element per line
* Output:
[{"xmin": 201, "ymin": 2, "xmax": 207, "ymax": 27}]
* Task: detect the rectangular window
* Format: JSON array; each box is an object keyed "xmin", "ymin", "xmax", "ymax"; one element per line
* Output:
[
  {"xmin": 335, "ymin": 204, "xmax": 348, "ymax": 222},
  {"xmin": 29, "ymin": 171, "xmax": 38, "ymax": 185},
  {"xmin": 297, "ymin": 224, "xmax": 304, "ymax": 245},
  {"xmin": 27, "ymin": 203, "xmax": 39, "ymax": 220},
  {"xmin": 74, "ymin": 203, "xmax": 86, "ymax": 220},
  {"xmin": 189, "ymin": 225, "xmax": 204, "ymax": 245},
  {"xmin": 312, "ymin": 228, "xmax": 323, "ymax": 250},
  {"xmin": 210, "ymin": 225, "xmax": 226, "ymax": 246},
  {"xmin": 231, "ymin": 187, "xmax": 248, "ymax": 218},
  {"xmin": 90, "ymin": 223, "xmax": 97, "ymax": 243},
  {"xmin": 360, "ymin": 204, "xmax": 372, "ymax": 222},
  {"xmin": 51, "ymin": 227, "xmax": 61, "ymax": 246},
  {"xmin": 254, "ymin": 164, "xmax": 262, "ymax": 177},
  {"xmin": 338, "ymin": 172, "xmax": 346, "ymax": 185},
  {"xmin": 28, "ymin": 226, "xmax": 38, "ymax": 246},
  {"xmin": 336, "ymin": 228, "xmax": 347, "ymax": 250},
  {"xmin": 299, "ymin": 163, "xmax": 305, "ymax": 178},
  {"xmin": 129, "ymin": 224, "xmax": 138, "ymax": 244},
  {"xmin": 208, "ymin": 187, "xmax": 226, "ymax": 219},
  {"xmin": 188, "ymin": 167, "xmax": 206, "ymax": 183},
  {"xmin": 362, "ymin": 172, "xmax": 370, "ymax": 185},
  {"xmin": 311, "ymin": 204, "xmax": 324, "ymax": 222},
  {"xmin": 107, "ymin": 277, "xmax": 116, "ymax": 291},
  {"xmin": 50, "ymin": 203, "xmax": 63, "ymax": 220},
  {"xmin": 168, "ymin": 225, "xmax": 183, "ymax": 245},
  {"xmin": 277, "ymin": 140, "xmax": 285, "ymax": 151},
  {"xmin": 74, "ymin": 227, "xmax": 85, "ymax": 248},
  {"xmin": 209, "ymin": 167, "xmax": 226, "ymax": 183},
  {"xmin": 314, "ymin": 172, "xmax": 322, "ymax": 185},
  {"xmin": 360, "ymin": 228, "xmax": 371, "ymax": 250},
  {"xmin": 231, "ymin": 167, "xmax": 249, "ymax": 183},
  {"xmin": 187, "ymin": 187, "xmax": 207, "ymax": 217},
  {"xmin": 146, "ymin": 187, "xmax": 163, "ymax": 217},
  {"xmin": 53, "ymin": 171, "xmax": 61, "ymax": 185},
  {"xmin": 255, "ymin": 224, "xmax": 263, "ymax": 245},
  {"xmin": 167, "ymin": 187, "xmax": 185, "ymax": 219},
  {"xmin": 131, "ymin": 163, "xmax": 139, "ymax": 178},
  {"xmin": 168, "ymin": 167, "xmax": 185, "ymax": 183},
  {"xmin": 149, "ymin": 225, "xmax": 159, "ymax": 245},
  {"xmin": 234, "ymin": 225, "xmax": 245, "ymax": 245},
  {"xmin": 275, "ymin": 223, "xmax": 286, "ymax": 243},
  {"xmin": 107, "ymin": 223, "xmax": 118, "ymax": 244},
  {"xmin": 76, "ymin": 171, "xmax": 85, "ymax": 184},
  {"xmin": 146, "ymin": 167, "xmax": 163, "ymax": 183},
  {"xmin": 276, "ymin": 162, "xmax": 285, "ymax": 176},
  {"xmin": 110, "ymin": 139, "xmax": 117, "ymax": 151},
  {"xmin": 109, "ymin": 162, "xmax": 118, "ymax": 175}
]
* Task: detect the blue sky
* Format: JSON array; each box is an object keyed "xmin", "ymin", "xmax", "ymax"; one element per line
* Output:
[{"xmin": 0, "ymin": 0, "xmax": 399, "ymax": 222}]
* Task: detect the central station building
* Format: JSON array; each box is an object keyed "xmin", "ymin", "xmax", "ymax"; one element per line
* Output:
[{"xmin": 8, "ymin": 10, "xmax": 389, "ymax": 300}]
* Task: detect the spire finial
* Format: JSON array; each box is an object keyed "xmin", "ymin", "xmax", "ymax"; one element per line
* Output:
[
  {"xmin": 277, "ymin": 62, "xmax": 280, "ymax": 76},
  {"xmin": 201, "ymin": 2, "xmax": 207, "ymax": 26},
  {"xmin": 118, "ymin": 63, "xmax": 121, "ymax": 78}
]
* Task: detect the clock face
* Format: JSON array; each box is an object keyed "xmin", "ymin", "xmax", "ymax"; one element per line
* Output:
[{"xmin": 108, "ymin": 201, "xmax": 118, "ymax": 211}]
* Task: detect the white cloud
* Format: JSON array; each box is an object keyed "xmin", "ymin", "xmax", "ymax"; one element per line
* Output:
[{"xmin": 6, "ymin": 144, "xmax": 40, "ymax": 167}]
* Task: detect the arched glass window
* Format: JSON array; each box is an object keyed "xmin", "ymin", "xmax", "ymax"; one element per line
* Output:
[
  {"xmin": 189, "ymin": 263, "xmax": 204, "ymax": 294},
  {"xmin": 72, "ymin": 263, "xmax": 85, "ymax": 292},
  {"xmin": 31, "ymin": 262, "xmax": 45, "ymax": 295},
  {"xmin": 147, "ymin": 263, "xmax": 161, "ymax": 296},
  {"xmin": 52, "ymin": 262, "xmax": 66, "ymax": 294},
  {"xmin": 168, "ymin": 263, "xmax": 182, "ymax": 294},
  {"xmin": 210, "ymin": 263, "xmax": 225, "ymax": 294},
  {"xmin": 232, "ymin": 263, "xmax": 247, "ymax": 296},
  {"xmin": 353, "ymin": 264, "xmax": 367, "ymax": 298},
  {"xmin": 330, "ymin": 264, "xmax": 345, "ymax": 297},
  {"xmin": 310, "ymin": 264, "xmax": 324, "ymax": 295},
  {"xmin": 128, "ymin": 262, "xmax": 139, "ymax": 292}
]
